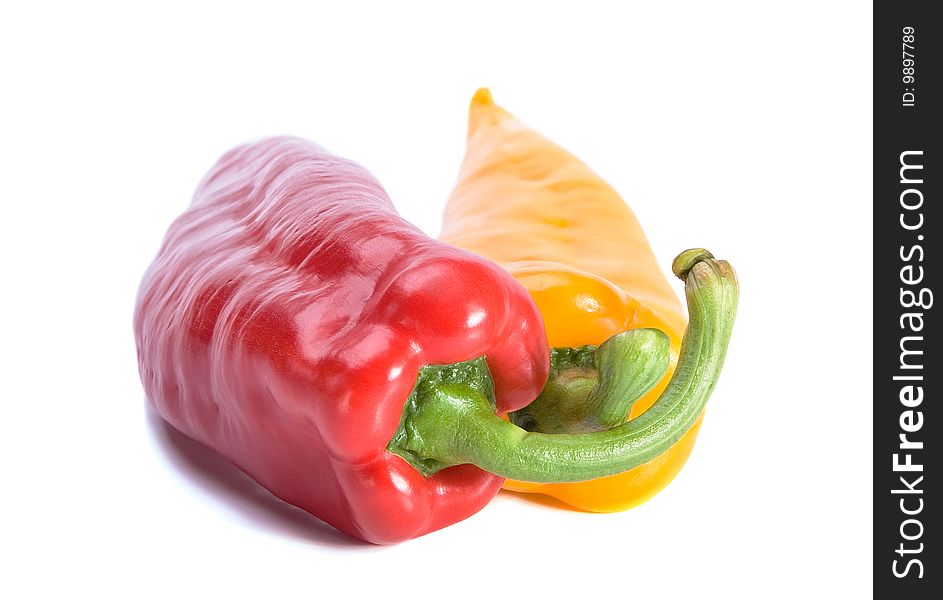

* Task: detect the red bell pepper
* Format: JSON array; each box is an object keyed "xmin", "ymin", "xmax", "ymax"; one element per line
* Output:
[
  {"xmin": 134, "ymin": 138, "xmax": 549, "ymax": 543},
  {"xmin": 135, "ymin": 137, "xmax": 738, "ymax": 544}
]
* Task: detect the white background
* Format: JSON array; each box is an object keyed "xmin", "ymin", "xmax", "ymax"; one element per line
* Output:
[{"xmin": 1, "ymin": 1, "xmax": 872, "ymax": 598}]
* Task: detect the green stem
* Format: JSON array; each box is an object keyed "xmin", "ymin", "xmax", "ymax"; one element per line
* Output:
[
  {"xmin": 509, "ymin": 329, "xmax": 670, "ymax": 433},
  {"xmin": 388, "ymin": 249, "xmax": 738, "ymax": 483}
]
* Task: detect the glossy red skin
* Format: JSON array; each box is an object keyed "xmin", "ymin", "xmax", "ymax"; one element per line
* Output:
[{"xmin": 134, "ymin": 138, "xmax": 549, "ymax": 544}]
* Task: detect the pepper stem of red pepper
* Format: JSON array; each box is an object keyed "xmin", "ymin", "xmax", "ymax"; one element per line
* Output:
[{"xmin": 388, "ymin": 249, "xmax": 738, "ymax": 483}]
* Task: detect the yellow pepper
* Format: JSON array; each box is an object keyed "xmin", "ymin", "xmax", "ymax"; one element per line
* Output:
[{"xmin": 440, "ymin": 89, "xmax": 703, "ymax": 512}]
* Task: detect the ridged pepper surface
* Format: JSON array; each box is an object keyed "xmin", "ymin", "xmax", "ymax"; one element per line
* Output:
[{"xmin": 134, "ymin": 137, "xmax": 549, "ymax": 543}]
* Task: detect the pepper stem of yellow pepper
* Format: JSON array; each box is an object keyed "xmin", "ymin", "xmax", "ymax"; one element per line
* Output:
[
  {"xmin": 508, "ymin": 329, "xmax": 671, "ymax": 434},
  {"xmin": 390, "ymin": 249, "xmax": 738, "ymax": 483}
]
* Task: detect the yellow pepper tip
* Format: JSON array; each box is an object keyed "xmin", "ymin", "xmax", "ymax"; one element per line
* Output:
[{"xmin": 471, "ymin": 87, "xmax": 494, "ymax": 107}]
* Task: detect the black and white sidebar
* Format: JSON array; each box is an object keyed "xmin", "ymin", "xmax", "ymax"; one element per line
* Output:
[{"xmin": 875, "ymin": 1, "xmax": 939, "ymax": 595}]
